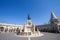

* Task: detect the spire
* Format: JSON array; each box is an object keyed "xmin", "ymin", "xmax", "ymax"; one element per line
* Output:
[
  {"xmin": 28, "ymin": 14, "xmax": 31, "ymax": 20},
  {"xmin": 51, "ymin": 11, "xmax": 58, "ymax": 19}
]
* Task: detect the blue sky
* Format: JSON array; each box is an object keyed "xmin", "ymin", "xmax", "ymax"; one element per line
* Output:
[{"xmin": 0, "ymin": 0, "xmax": 60, "ymax": 25}]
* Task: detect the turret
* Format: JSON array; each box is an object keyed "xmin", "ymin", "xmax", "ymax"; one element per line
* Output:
[
  {"xmin": 49, "ymin": 11, "xmax": 59, "ymax": 32},
  {"xmin": 50, "ymin": 11, "xmax": 59, "ymax": 24}
]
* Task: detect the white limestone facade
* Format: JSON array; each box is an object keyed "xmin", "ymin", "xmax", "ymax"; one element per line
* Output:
[{"xmin": 0, "ymin": 23, "xmax": 23, "ymax": 32}]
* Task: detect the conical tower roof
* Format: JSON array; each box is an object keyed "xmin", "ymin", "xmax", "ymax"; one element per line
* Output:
[{"xmin": 51, "ymin": 11, "xmax": 58, "ymax": 19}]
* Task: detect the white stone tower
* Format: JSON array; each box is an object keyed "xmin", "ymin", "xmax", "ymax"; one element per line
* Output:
[{"xmin": 49, "ymin": 11, "xmax": 59, "ymax": 32}]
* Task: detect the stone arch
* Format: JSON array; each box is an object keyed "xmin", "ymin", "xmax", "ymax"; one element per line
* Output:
[{"xmin": 0, "ymin": 27, "xmax": 4, "ymax": 31}]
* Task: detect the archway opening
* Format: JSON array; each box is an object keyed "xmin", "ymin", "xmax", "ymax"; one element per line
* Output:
[{"xmin": 0, "ymin": 27, "xmax": 4, "ymax": 32}]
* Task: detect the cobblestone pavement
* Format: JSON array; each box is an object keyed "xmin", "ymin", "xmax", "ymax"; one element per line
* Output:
[{"xmin": 0, "ymin": 32, "xmax": 60, "ymax": 40}]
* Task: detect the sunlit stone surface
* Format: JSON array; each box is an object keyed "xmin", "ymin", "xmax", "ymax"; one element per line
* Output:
[
  {"xmin": 0, "ymin": 13, "xmax": 60, "ymax": 40},
  {"xmin": 15, "ymin": 14, "xmax": 44, "ymax": 38},
  {"xmin": 0, "ymin": 32, "xmax": 60, "ymax": 40}
]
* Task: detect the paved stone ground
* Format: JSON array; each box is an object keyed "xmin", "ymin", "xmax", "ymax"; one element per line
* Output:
[{"xmin": 0, "ymin": 32, "xmax": 60, "ymax": 40}]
